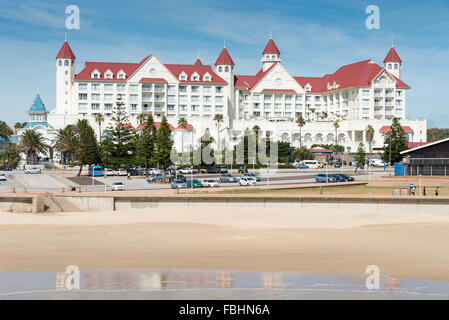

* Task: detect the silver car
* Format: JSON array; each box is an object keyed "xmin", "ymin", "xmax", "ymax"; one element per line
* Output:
[
  {"xmin": 0, "ymin": 174, "xmax": 6, "ymax": 181},
  {"xmin": 25, "ymin": 168, "xmax": 41, "ymax": 174},
  {"xmin": 171, "ymin": 180, "xmax": 187, "ymax": 189},
  {"xmin": 111, "ymin": 181, "xmax": 125, "ymax": 191}
]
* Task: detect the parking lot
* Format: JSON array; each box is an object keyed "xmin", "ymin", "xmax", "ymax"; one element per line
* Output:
[{"xmin": 0, "ymin": 166, "xmax": 391, "ymax": 193}]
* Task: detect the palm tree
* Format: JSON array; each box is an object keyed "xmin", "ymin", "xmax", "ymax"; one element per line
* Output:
[
  {"xmin": 365, "ymin": 124, "xmax": 374, "ymax": 154},
  {"xmin": 177, "ymin": 117, "xmax": 189, "ymax": 154},
  {"xmin": 18, "ymin": 130, "xmax": 47, "ymax": 164},
  {"xmin": 213, "ymin": 113, "xmax": 224, "ymax": 155},
  {"xmin": 54, "ymin": 125, "xmax": 77, "ymax": 165},
  {"xmin": 296, "ymin": 116, "xmax": 306, "ymax": 147},
  {"xmin": 0, "ymin": 121, "xmax": 12, "ymax": 141},
  {"xmin": 95, "ymin": 113, "xmax": 105, "ymax": 143},
  {"xmin": 137, "ymin": 113, "xmax": 146, "ymax": 126},
  {"xmin": 333, "ymin": 120, "xmax": 341, "ymax": 145}
]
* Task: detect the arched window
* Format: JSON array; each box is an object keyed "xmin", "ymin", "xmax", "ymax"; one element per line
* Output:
[
  {"xmin": 394, "ymin": 63, "xmax": 398, "ymax": 70},
  {"xmin": 58, "ymin": 60, "xmax": 62, "ymax": 66},
  {"xmin": 266, "ymin": 55, "xmax": 269, "ymax": 59},
  {"xmin": 64, "ymin": 60, "xmax": 69, "ymax": 66},
  {"xmin": 388, "ymin": 64, "xmax": 392, "ymax": 69},
  {"xmin": 218, "ymin": 66, "xmax": 222, "ymax": 72},
  {"xmin": 225, "ymin": 66, "xmax": 229, "ymax": 72},
  {"xmin": 271, "ymin": 55, "xmax": 276, "ymax": 59}
]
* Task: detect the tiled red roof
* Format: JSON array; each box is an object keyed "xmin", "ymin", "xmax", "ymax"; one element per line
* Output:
[
  {"xmin": 294, "ymin": 77, "xmax": 325, "ymax": 93},
  {"xmin": 75, "ymin": 61, "xmax": 142, "ymax": 81},
  {"xmin": 214, "ymin": 48, "xmax": 235, "ymax": 66},
  {"xmin": 136, "ymin": 122, "xmax": 175, "ymax": 130},
  {"xmin": 56, "ymin": 41, "xmax": 76, "ymax": 59},
  {"xmin": 139, "ymin": 78, "xmax": 167, "ymax": 83},
  {"xmin": 117, "ymin": 123, "xmax": 135, "ymax": 129},
  {"xmin": 165, "ymin": 64, "xmax": 227, "ymax": 84},
  {"xmin": 261, "ymin": 89, "xmax": 296, "ymax": 93},
  {"xmin": 379, "ymin": 125, "xmax": 413, "ymax": 133},
  {"xmin": 407, "ymin": 142, "xmax": 428, "ymax": 149},
  {"xmin": 176, "ymin": 124, "xmax": 194, "ymax": 130},
  {"xmin": 262, "ymin": 39, "xmax": 280, "ymax": 55},
  {"xmin": 383, "ymin": 47, "xmax": 402, "ymax": 63},
  {"xmin": 234, "ymin": 63, "xmax": 279, "ymax": 91},
  {"xmin": 194, "ymin": 58, "xmax": 203, "ymax": 66},
  {"xmin": 310, "ymin": 147, "xmax": 332, "ymax": 153}
]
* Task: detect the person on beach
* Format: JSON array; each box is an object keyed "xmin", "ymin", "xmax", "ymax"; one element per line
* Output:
[
  {"xmin": 435, "ymin": 186, "xmax": 439, "ymax": 196},
  {"xmin": 423, "ymin": 187, "xmax": 426, "ymax": 196}
]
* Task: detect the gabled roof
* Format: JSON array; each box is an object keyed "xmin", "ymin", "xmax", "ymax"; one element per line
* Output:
[
  {"xmin": 139, "ymin": 78, "xmax": 167, "ymax": 83},
  {"xmin": 384, "ymin": 46, "xmax": 402, "ymax": 63},
  {"xmin": 401, "ymin": 139, "xmax": 445, "ymax": 155},
  {"xmin": 262, "ymin": 38, "xmax": 281, "ymax": 55},
  {"xmin": 165, "ymin": 64, "xmax": 227, "ymax": 84},
  {"xmin": 379, "ymin": 125, "xmax": 413, "ymax": 133},
  {"xmin": 28, "ymin": 94, "xmax": 48, "ymax": 113},
  {"xmin": 76, "ymin": 61, "xmax": 141, "ymax": 81},
  {"xmin": 234, "ymin": 62, "xmax": 279, "ymax": 91},
  {"xmin": 214, "ymin": 48, "xmax": 235, "ymax": 66},
  {"xmin": 136, "ymin": 122, "xmax": 176, "ymax": 130},
  {"xmin": 194, "ymin": 58, "xmax": 203, "ymax": 66},
  {"xmin": 56, "ymin": 41, "xmax": 76, "ymax": 59}
]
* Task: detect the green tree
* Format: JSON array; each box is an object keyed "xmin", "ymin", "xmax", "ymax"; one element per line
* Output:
[
  {"xmin": 0, "ymin": 143, "xmax": 20, "ymax": 168},
  {"xmin": 95, "ymin": 113, "xmax": 105, "ymax": 143},
  {"xmin": 178, "ymin": 117, "xmax": 189, "ymax": 156},
  {"xmin": 293, "ymin": 147, "xmax": 314, "ymax": 162},
  {"xmin": 135, "ymin": 113, "xmax": 156, "ymax": 169},
  {"xmin": 106, "ymin": 99, "xmax": 134, "ymax": 169},
  {"xmin": 0, "ymin": 121, "xmax": 13, "ymax": 141},
  {"xmin": 354, "ymin": 142, "xmax": 367, "ymax": 173},
  {"xmin": 382, "ymin": 117, "xmax": 408, "ymax": 165},
  {"xmin": 154, "ymin": 115, "xmax": 174, "ymax": 171},
  {"xmin": 74, "ymin": 119, "xmax": 99, "ymax": 176},
  {"xmin": 427, "ymin": 128, "xmax": 449, "ymax": 142},
  {"xmin": 365, "ymin": 124, "xmax": 374, "ymax": 154},
  {"xmin": 54, "ymin": 125, "xmax": 78, "ymax": 165},
  {"xmin": 18, "ymin": 130, "xmax": 47, "ymax": 164},
  {"xmin": 213, "ymin": 113, "xmax": 224, "ymax": 159},
  {"xmin": 296, "ymin": 116, "xmax": 306, "ymax": 147}
]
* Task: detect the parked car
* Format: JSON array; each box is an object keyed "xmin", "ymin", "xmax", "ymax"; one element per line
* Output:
[
  {"xmin": 104, "ymin": 168, "xmax": 114, "ymax": 176},
  {"xmin": 147, "ymin": 173, "xmax": 164, "ymax": 183},
  {"xmin": 243, "ymin": 173, "xmax": 261, "ymax": 182},
  {"xmin": 179, "ymin": 167, "xmax": 194, "ymax": 174},
  {"xmin": 334, "ymin": 173, "xmax": 355, "ymax": 182},
  {"xmin": 148, "ymin": 168, "xmax": 162, "ymax": 175},
  {"xmin": 300, "ymin": 160, "xmax": 323, "ymax": 169},
  {"xmin": 168, "ymin": 174, "xmax": 187, "ymax": 182},
  {"xmin": 0, "ymin": 165, "xmax": 12, "ymax": 171},
  {"xmin": 315, "ymin": 173, "xmax": 337, "ymax": 183},
  {"xmin": 128, "ymin": 168, "xmax": 138, "ymax": 176},
  {"xmin": 333, "ymin": 162, "xmax": 342, "ymax": 168},
  {"xmin": 219, "ymin": 166, "xmax": 228, "ymax": 174},
  {"xmin": 25, "ymin": 167, "xmax": 41, "ymax": 174},
  {"xmin": 329, "ymin": 174, "xmax": 346, "ymax": 182},
  {"xmin": 206, "ymin": 167, "xmax": 220, "ymax": 174},
  {"xmin": 295, "ymin": 163, "xmax": 309, "ymax": 169},
  {"xmin": 0, "ymin": 174, "xmax": 6, "ymax": 181},
  {"xmin": 202, "ymin": 179, "xmax": 219, "ymax": 188},
  {"xmin": 136, "ymin": 168, "xmax": 147, "ymax": 176},
  {"xmin": 238, "ymin": 166, "xmax": 248, "ymax": 174},
  {"xmin": 111, "ymin": 181, "xmax": 125, "ymax": 191},
  {"xmin": 186, "ymin": 179, "xmax": 203, "ymax": 188},
  {"xmin": 239, "ymin": 177, "xmax": 256, "ymax": 186},
  {"xmin": 113, "ymin": 168, "xmax": 127, "ymax": 176},
  {"xmin": 220, "ymin": 174, "xmax": 237, "ymax": 183},
  {"xmin": 171, "ymin": 180, "xmax": 187, "ymax": 189},
  {"xmin": 370, "ymin": 159, "xmax": 386, "ymax": 167}
]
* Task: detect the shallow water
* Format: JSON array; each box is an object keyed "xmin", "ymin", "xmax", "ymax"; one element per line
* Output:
[{"xmin": 0, "ymin": 269, "xmax": 448, "ymax": 299}]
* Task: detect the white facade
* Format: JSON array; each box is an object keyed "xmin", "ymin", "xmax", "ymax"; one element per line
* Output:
[{"xmin": 47, "ymin": 40, "xmax": 426, "ymax": 154}]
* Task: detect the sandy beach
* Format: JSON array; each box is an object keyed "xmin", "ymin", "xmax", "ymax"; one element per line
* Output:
[{"xmin": 1, "ymin": 206, "xmax": 449, "ymax": 282}]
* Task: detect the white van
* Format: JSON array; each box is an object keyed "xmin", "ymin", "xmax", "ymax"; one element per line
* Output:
[{"xmin": 300, "ymin": 160, "xmax": 323, "ymax": 169}]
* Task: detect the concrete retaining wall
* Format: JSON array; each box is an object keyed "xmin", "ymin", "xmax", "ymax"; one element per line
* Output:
[{"xmin": 0, "ymin": 195, "xmax": 44, "ymax": 213}]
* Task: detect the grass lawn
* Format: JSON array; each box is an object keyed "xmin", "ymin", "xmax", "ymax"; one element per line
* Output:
[{"xmin": 214, "ymin": 185, "xmax": 449, "ymax": 196}]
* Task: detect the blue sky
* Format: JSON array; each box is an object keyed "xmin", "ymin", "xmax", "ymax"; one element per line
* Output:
[{"xmin": 0, "ymin": 0, "xmax": 448, "ymax": 128}]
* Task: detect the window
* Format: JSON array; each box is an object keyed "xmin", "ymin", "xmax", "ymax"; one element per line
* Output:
[
  {"xmin": 191, "ymin": 105, "xmax": 200, "ymax": 112},
  {"xmin": 179, "ymin": 85, "xmax": 187, "ymax": 92},
  {"xmin": 117, "ymin": 84, "xmax": 126, "ymax": 92},
  {"xmin": 179, "ymin": 95, "xmax": 187, "ymax": 102},
  {"xmin": 191, "ymin": 86, "xmax": 199, "ymax": 93},
  {"xmin": 129, "ymin": 84, "xmax": 138, "ymax": 92},
  {"xmin": 216, "ymin": 86, "xmax": 223, "ymax": 93},
  {"xmin": 130, "ymin": 94, "xmax": 138, "ymax": 101},
  {"xmin": 362, "ymin": 90, "xmax": 370, "ymax": 96},
  {"xmin": 295, "ymin": 104, "xmax": 302, "ymax": 110},
  {"xmin": 225, "ymin": 66, "xmax": 229, "ymax": 72},
  {"xmin": 79, "ymin": 93, "xmax": 88, "ymax": 100},
  {"xmin": 264, "ymin": 103, "xmax": 271, "ymax": 110},
  {"xmin": 64, "ymin": 60, "xmax": 69, "ymax": 66},
  {"xmin": 92, "ymin": 73, "xmax": 100, "ymax": 79},
  {"xmin": 394, "ymin": 64, "xmax": 398, "ymax": 70},
  {"xmin": 131, "ymin": 104, "xmax": 138, "ymax": 111},
  {"xmin": 191, "ymin": 95, "xmax": 200, "ymax": 102},
  {"xmin": 285, "ymin": 104, "xmax": 292, "ymax": 110},
  {"xmin": 105, "ymin": 73, "xmax": 113, "ymax": 79},
  {"xmin": 58, "ymin": 60, "xmax": 62, "ymax": 66},
  {"xmin": 104, "ymin": 94, "xmax": 113, "ymax": 101},
  {"xmin": 104, "ymin": 84, "xmax": 113, "ymax": 91},
  {"xmin": 167, "ymin": 95, "xmax": 176, "ymax": 102},
  {"xmin": 218, "ymin": 66, "xmax": 222, "ymax": 72},
  {"xmin": 203, "ymin": 105, "xmax": 211, "ymax": 112},
  {"xmin": 203, "ymin": 86, "xmax": 212, "ymax": 93},
  {"xmin": 91, "ymin": 83, "xmax": 100, "ymax": 91},
  {"xmin": 264, "ymin": 95, "xmax": 272, "ymax": 101},
  {"xmin": 78, "ymin": 83, "xmax": 88, "ymax": 90},
  {"xmin": 215, "ymin": 105, "xmax": 224, "ymax": 112},
  {"xmin": 117, "ymin": 72, "xmax": 126, "ymax": 79},
  {"xmin": 285, "ymin": 95, "xmax": 292, "ymax": 102},
  {"xmin": 104, "ymin": 104, "xmax": 113, "ymax": 110},
  {"xmin": 168, "ymin": 85, "xmax": 176, "ymax": 93},
  {"xmin": 388, "ymin": 64, "xmax": 392, "ymax": 69},
  {"xmin": 274, "ymin": 103, "xmax": 282, "ymax": 110},
  {"xmin": 215, "ymin": 96, "xmax": 223, "ymax": 102},
  {"xmin": 179, "ymin": 105, "xmax": 187, "ymax": 112},
  {"xmin": 142, "ymin": 84, "xmax": 151, "ymax": 91},
  {"xmin": 78, "ymin": 103, "xmax": 87, "ymax": 110},
  {"xmin": 274, "ymin": 95, "xmax": 282, "ymax": 102},
  {"xmin": 91, "ymin": 94, "xmax": 100, "ymax": 100},
  {"xmin": 167, "ymin": 105, "xmax": 175, "ymax": 111},
  {"xmin": 203, "ymin": 96, "xmax": 212, "ymax": 102},
  {"xmin": 91, "ymin": 103, "xmax": 100, "ymax": 110}
]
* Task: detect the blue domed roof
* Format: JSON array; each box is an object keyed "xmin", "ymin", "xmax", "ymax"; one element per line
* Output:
[{"xmin": 28, "ymin": 94, "xmax": 48, "ymax": 114}]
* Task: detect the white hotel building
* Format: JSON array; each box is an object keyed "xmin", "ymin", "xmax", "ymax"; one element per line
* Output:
[{"xmin": 47, "ymin": 38, "xmax": 426, "ymax": 153}]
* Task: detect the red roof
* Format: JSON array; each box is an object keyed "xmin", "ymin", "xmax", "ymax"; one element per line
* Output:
[
  {"xmin": 262, "ymin": 39, "xmax": 280, "ymax": 55},
  {"xmin": 176, "ymin": 123, "xmax": 194, "ymax": 130},
  {"xmin": 310, "ymin": 147, "xmax": 332, "ymax": 153},
  {"xmin": 194, "ymin": 58, "xmax": 203, "ymax": 66},
  {"xmin": 261, "ymin": 89, "xmax": 296, "ymax": 93},
  {"xmin": 136, "ymin": 122, "xmax": 175, "ymax": 130},
  {"xmin": 407, "ymin": 142, "xmax": 428, "ymax": 149},
  {"xmin": 383, "ymin": 47, "xmax": 402, "ymax": 63},
  {"xmin": 234, "ymin": 62, "xmax": 279, "ymax": 91},
  {"xmin": 117, "ymin": 123, "xmax": 135, "ymax": 129},
  {"xmin": 75, "ymin": 61, "xmax": 142, "ymax": 81},
  {"xmin": 214, "ymin": 48, "xmax": 235, "ymax": 66},
  {"xmin": 139, "ymin": 78, "xmax": 167, "ymax": 83},
  {"xmin": 56, "ymin": 41, "xmax": 76, "ymax": 59},
  {"xmin": 165, "ymin": 64, "xmax": 227, "ymax": 84},
  {"xmin": 379, "ymin": 125, "xmax": 413, "ymax": 133}
]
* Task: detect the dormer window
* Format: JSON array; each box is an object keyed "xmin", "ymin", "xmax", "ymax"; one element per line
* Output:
[
  {"xmin": 105, "ymin": 70, "xmax": 114, "ymax": 79},
  {"xmin": 91, "ymin": 69, "xmax": 100, "ymax": 79},
  {"xmin": 179, "ymin": 71, "xmax": 187, "ymax": 81},
  {"xmin": 117, "ymin": 70, "xmax": 126, "ymax": 79},
  {"xmin": 203, "ymin": 72, "xmax": 211, "ymax": 82},
  {"xmin": 305, "ymin": 84, "xmax": 312, "ymax": 92},
  {"xmin": 191, "ymin": 72, "xmax": 200, "ymax": 81}
]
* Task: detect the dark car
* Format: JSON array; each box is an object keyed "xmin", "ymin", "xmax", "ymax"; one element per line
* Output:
[
  {"xmin": 168, "ymin": 174, "xmax": 186, "ymax": 182},
  {"xmin": 335, "ymin": 173, "xmax": 355, "ymax": 182},
  {"xmin": 128, "ymin": 168, "xmax": 138, "ymax": 176},
  {"xmin": 136, "ymin": 168, "xmax": 147, "ymax": 176},
  {"xmin": 329, "ymin": 174, "xmax": 346, "ymax": 182},
  {"xmin": 0, "ymin": 165, "xmax": 12, "ymax": 171},
  {"xmin": 333, "ymin": 162, "xmax": 342, "ymax": 168},
  {"xmin": 147, "ymin": 173, "xmax": 164, "ymax": 183},
  {"xmin": 206, "ymin": 167, "xmax": 220, "ymax": 174},
  {"xmin": 315, "ymin": 174, "xmax": 337, "ymax": 183}
]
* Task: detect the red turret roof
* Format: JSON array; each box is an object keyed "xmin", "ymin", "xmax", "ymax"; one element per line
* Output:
[
  {"xmin": 262, "ymin": 38, "xmax": 280, "ymax": 55},
  {"xmin": 214, "ymin": 48, "xmax": 235, "ymax": 66},
  {"xmin": 194, "ymin": 58, "xmax": 203, "ymax": 66},
  {"xmin": 383, "ymin": 46, "xmax": 402, "ymax": 63},
  {"xmin": 56, "ymin": 41, "xmax": 76, "ymax": 59}
]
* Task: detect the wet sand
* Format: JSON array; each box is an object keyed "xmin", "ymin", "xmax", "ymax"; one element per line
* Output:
[{"xmin": 0, "ymin": 207, "xmax": 449, "ymax": 282}]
